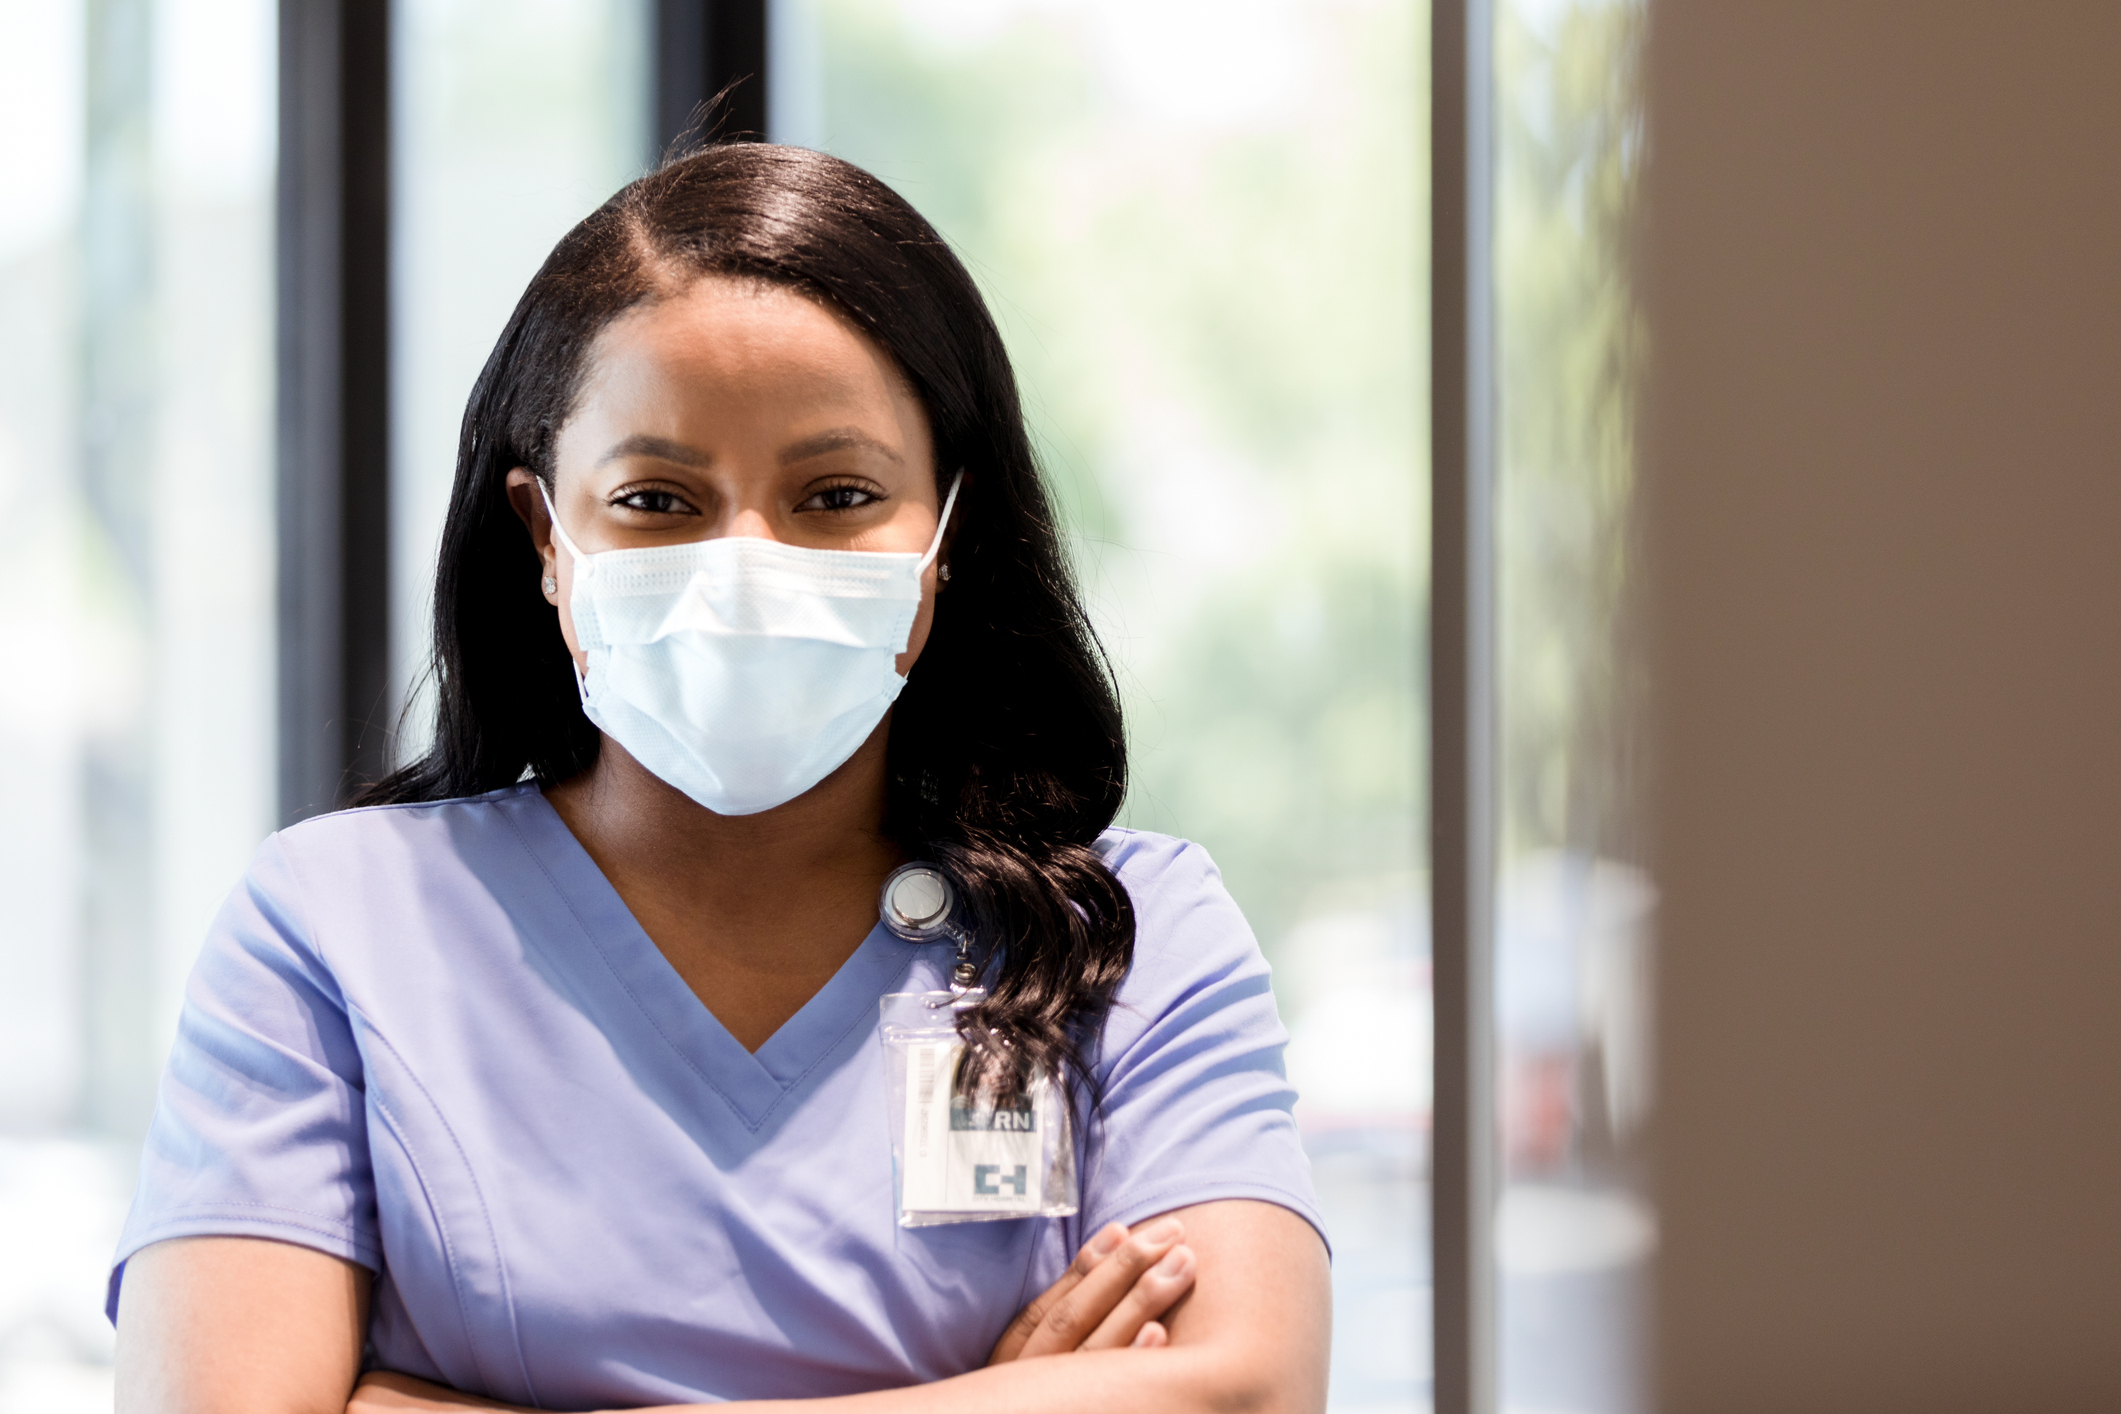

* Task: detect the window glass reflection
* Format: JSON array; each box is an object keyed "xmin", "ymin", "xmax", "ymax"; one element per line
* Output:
[
  {"xmin": 1493, "ymin": 0, "xmax": 1651, "ymax": 1410},
  {"xmin": 0, "ymin": 0, "xmax": 277, "ymax": 1405},
  {"xmin": 390, "ymin": 0, "xmax": 651, "ymax": 748}
]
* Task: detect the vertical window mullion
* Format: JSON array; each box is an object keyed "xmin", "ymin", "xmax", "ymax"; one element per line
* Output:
[
  {"xmin": 277, "ymin": 0, "xmax": 392, "ymax": 824},
  {"xmin": 1429, "ymin": 0, "xmax": 1499, "ymax": 1410},
  {"xmin": 654, "ymin": 0, "xmax": 770, "ymax": 154}
]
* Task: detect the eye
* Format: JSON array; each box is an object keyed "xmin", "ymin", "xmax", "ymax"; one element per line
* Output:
[
  {"xmin": 611, "ymin": 486, "xmax": 698, "ymax": 516},
  {"xmin": 799, "ymin": 483, "xmax": 883, "ymax": 513}
]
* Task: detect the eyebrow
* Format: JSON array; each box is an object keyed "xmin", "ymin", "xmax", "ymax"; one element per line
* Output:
[
  {"xmin": 597, "ymin": 434, "xmax": 710, "ymax": 468},
  {"xmin": 779, "ymin": 428, "xmax": 905, "ymax": 466}
]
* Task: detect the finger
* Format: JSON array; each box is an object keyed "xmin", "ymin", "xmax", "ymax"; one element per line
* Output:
[
  {"xmin": 1016, "ymin": 1217, "xmax": 1186, "ymax": 1359},
  {"xmin": 1131, "ymin": 1321, "xmax": 1168, "ymax": 1349},
  {"xmin": 988, "ymin": 1223, "xmax": 1129, "ymax": 1365},
  {"xmin": 1080, "ymin": 1243, "xmax": 1196, "ymax": 1351}
]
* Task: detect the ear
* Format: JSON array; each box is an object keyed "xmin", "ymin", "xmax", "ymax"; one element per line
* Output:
[
  {"xmin": 504, "ymin": 468, "xmax": 559, "ymax": 592},
  {"xmin": 503, "ymin": 467, "xmax": 546, "ymax": 534}
]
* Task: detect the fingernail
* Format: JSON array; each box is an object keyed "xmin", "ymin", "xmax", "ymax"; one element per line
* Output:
[
  {"xmin": 1132, "ymin": 1321, "xmax": 1167, "ymax": 1348},
  {"xmin": 1089, "ymin": 1224, "xmax": 1126, "ymax": 1258},
  {"xmin": 1140, "ymin": 1216, "xmax": 1183, "ymax": 1244},
  {"xmin": 1156, "ymin": 1244, "xmax": 1194, "ymax": 1278}
]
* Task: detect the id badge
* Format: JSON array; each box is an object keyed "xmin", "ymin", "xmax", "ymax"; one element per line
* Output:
[{"xmin": 880, "ymin": 991, "xmax": 1078, "ymax": 1227}]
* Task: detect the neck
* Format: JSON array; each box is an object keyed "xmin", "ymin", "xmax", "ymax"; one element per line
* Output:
[{"xmin": 544, "ymin": 720, "xmax": 905, "ymax": 960}]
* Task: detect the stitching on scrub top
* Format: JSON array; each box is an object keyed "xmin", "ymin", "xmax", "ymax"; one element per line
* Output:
[
  {"xmin": 498, "ymin": 803, "xmax": 764, "ymax": 1128},
  {"xmin": 139, "ymin": 1199, "xmax": 374, "ymax": 1226},
  {"xmin": 359, "ymin": 1014, "xmax": 542, "ymax": 1409},
  {"xmin": 1092, "ymin": 1176, "xmax": 1327, "ymax": 1243},
  {"xmin": 279, "ymin": 793, "xmax": 539, "ymax": 1403},
  {"xmin": 364, "ymin": 1087, "xmax": 497, "ymax": 1397},
  {"xmin": 278, "ymin": 782, "xmax": 536, "ymax": 830},
  {"xmin": 132, "ymin": 1204, "xmax": 384, "ymax": 1259}
]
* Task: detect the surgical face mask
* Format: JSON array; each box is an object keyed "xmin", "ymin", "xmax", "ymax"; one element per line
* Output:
[{"xmin": 540, "ymin": 472, "xmax": 961, "ymax": 816}]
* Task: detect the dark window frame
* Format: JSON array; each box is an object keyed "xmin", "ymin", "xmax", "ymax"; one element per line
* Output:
[
  {"xmin": 276, "ymin": 0, "xmax": 392, "ymax": 823},
  {"xmin": 1430, "ymin": 2, "xmax": 1500, "ymax": 1411}
]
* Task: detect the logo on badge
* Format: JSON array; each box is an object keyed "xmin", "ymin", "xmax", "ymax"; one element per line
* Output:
[{"xmin": 974, "ymin": 1163, "xmax": 1030, "ymax": 1196}]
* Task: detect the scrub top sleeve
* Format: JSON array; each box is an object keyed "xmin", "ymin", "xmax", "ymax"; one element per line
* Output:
[
  {"xmin": 1082, "ymin": 837, "xmax": 1328, "ymax": 1251},
  {"xmin": 107, "ymin": 831, "xmax": 382, "ymax": 1321}
]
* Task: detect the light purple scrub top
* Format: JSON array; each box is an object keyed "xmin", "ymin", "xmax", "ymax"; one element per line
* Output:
[{"xmin": 108, "ymin": 784, "xmax": 1323, "ymax": 1409}]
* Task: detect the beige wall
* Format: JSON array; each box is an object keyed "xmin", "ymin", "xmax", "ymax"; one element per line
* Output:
[{"xmin": 1642, "ymin": 6, "xmax": 2121, "ymax": 1411}]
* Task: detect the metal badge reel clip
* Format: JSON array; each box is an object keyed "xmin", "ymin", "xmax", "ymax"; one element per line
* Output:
[{"xmin": 880, "ymin": 863, "xmax": 980, "ymax": 990}]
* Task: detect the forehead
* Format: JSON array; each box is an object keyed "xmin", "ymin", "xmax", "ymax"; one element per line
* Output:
[{"xmin": 579, "ymin": 275, "xmax": 913, "ymax": 412}]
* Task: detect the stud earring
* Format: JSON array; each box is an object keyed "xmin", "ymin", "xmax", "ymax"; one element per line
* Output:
[
  {"xmin": 938, "ymin": 563, "xmax": 952, "ymax": 583},
  {"xmin": 542, "ymin": 576, "xmax": 557, "ymax": 595}
]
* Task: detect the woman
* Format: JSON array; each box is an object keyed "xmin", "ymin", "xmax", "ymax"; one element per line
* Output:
[{"xmin": 110, "ymin": 143, "xmax": 1329, "ymax": 1413}]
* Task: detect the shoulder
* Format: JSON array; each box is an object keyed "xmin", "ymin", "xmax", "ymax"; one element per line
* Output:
[
  {"xmin": 1073, "ymin": 830, "xmax": 1317, "ymax": 1238},
  {"xmin": 269, "ymin": 784, "xmax": 547, "ymax": 873},
  {"xmin": 275, "ymin": 781, "xmax": 541, "ymax": 850},
  {"xmin": 1095, "ymin": 826, "xmax": 1234, "ymax": 908},
  {"xmin": 1095, "ymin": 826, "xmax": 1257, "ymax": 954},
  {"xmin": 1091, "ymin": 827, "xmax": 1276, "ymax": 1038},
  {"xmin": 244, "ymin": 784, "xmax": 547, "ymax": 959}
]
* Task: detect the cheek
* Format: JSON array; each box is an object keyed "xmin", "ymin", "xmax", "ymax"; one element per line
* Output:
[{"xmin": 895, "ymin": 568, "xmax": 939, "ymax": 677}]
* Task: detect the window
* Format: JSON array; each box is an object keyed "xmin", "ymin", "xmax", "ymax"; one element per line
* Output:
[
  {"xmin": 0, "ymin": 0, "xmax": 276, "ymax": 1406},
  {"xmin": 391, "ymin": 0, "xmax": 652, "ymax": 743},
  {"xmin": 0, "ymin": 3, "xmax": 1651, "ymax": 1408},
  {"xmin": 799, "ymin": 2, "xmax": 1431, "ymax": 1405},
  {"xmin": 1492, "ymin": 1, "xmax": 1650, "ymax": 1410}
]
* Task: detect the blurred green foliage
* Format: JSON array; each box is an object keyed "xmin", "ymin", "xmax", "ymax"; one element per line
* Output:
[
  {"xmin": 819, "ymin": 0, "xmax": 1643, "ymax": 953},
  {"xmin": 1495, "ymin": 0, "xmax": 1646, "ymax": 867},
  {"xmin": 820, "ymin": 0, "xmax": 1429, "ymax": 957}
]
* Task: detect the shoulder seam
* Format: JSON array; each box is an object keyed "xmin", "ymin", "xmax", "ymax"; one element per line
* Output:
[
  {"xmin": 119, "ymin": 1206, "xmax": 384, "ymax": 1263},
  {"xmin": 280, "ymin": 784, "xmax": 535, "ymax": 830},
  {"xmin": 1109, "ymin": 832, "xmax": 1203, "ymax": 891}
]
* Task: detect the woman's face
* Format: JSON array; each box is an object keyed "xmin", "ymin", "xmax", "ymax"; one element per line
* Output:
[{"xmin": 507, "ymin": 275, "xmax": 945, "ymax": 678}]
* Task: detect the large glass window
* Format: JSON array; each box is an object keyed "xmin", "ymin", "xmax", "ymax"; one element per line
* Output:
[
  {"xmin": 390, "ymin": 0, "xmax": 652, "ymax": 743},
  {"xmin": 802, "ymin": 2, "xmax": 1431, "ymax": 1406},
  {"xmin": 1492, "ymin": 1, "xmax": 1650, "ymax": 1410},
  {"xmin": 0, "ymin": 0, "xmax": 277, "ymax": 1406},
  {"xmin": 0, "ymin": 4, "xmax": 1657, "ymax": 1405}
]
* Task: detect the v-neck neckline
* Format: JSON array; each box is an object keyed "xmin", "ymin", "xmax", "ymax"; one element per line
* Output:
[{"xmin": 500, "ymin": 785, "xmax": 916, "ymax": 1130}]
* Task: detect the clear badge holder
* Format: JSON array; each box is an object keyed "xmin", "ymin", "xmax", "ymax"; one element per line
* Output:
[{"xmin": 877, "ymin": 864, "xmax": 1078, "ymax": 1227}]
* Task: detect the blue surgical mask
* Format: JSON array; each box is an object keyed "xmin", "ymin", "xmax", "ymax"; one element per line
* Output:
[{"xmin": 540, "ymin": 473, "xmax": 961, "ymax": 815}]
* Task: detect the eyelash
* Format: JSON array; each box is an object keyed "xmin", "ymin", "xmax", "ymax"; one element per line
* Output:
[
  {"xmin": 611, "ymin": 486, "xmax": 697, "ymax": 516},
  {"xmin": 802, "ymin": 481, "xmax": 883, "ymax": 513},
  {"xmin": 605, "ymin": 480, "xmax": 886, "ymax": 516}
]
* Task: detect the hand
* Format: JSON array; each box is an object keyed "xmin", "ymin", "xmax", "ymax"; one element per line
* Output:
[{"xmin": 987, "ymin": 1216, "xmax": 1198, "ymax": 1363}]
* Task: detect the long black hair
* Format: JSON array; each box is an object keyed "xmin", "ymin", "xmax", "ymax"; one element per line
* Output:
[{"xmin": 357, "ymin": 143, "xmax": 1134, "ymax": 1101}]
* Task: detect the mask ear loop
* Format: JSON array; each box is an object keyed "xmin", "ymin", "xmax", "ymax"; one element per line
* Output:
[
  {"xmin": 536, "ymin": 479, "xmax": 594, "ymax": 704},
  {"xmin": 920, "ymin": 471, "xmax": 965, "ymax": 570},
  {"xmin": 538, "ymin": 478, "xmax": 588, "ymax": 567}
]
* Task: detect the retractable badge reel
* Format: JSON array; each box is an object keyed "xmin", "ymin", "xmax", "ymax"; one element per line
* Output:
[{"xmin": 877, "ymin": 863, "xmax": 1078, "ymax": 1227}]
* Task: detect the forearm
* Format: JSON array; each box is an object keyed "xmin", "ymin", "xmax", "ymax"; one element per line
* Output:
[
  {"xmin": 357, "ymin": 1204, "xmax": 1328, "ymax": 1414},
  {"xmin": 651, "ymin": 1345, "xmax": 1299, "ymax": 1414},
  {"xmin": 357, "ymin": 1346, "xmax": 1301, "ymax": 1414}
]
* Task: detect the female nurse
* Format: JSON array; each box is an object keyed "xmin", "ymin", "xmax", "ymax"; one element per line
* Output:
[{"xmin": 109, "ymin": 144, "xmax": 1331, "ymax": 1414}]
